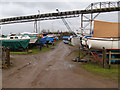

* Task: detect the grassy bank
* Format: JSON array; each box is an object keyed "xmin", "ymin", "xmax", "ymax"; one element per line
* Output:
[
  {"xmin": 81, "ymin": 63, "xmax": 118, "ymax": 81},
  {"xmin": 68, "ymin": 43, "xmax": 73, "ymax": 46},
  {"xmin": 73, "ymin": 49, "xmax": 86, "ymax": 59},
  {"xmin": 10, "ymin": 40, "xmax": 61, "ymax": 55},
  {"xmin": 10, "ymin": 46, "xmax": 51, "ymax": 55},
  {"xmin": 72, "ymin": 49, "xmax": 119, "ymax": 81}
]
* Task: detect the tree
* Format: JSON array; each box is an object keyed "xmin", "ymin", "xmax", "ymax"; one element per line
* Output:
[
  {"xmin": 57, "ymin": 30, "xmax": 60, "ymax": 34},
  {"xmin": 41, "ymin": 29, "xmax": 46, "ymax": 33}
]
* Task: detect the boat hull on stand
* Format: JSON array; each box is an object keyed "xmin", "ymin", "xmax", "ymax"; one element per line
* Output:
[{"xmin": 87, "ymin": 37, "xmax": 120, "ymax": 50}]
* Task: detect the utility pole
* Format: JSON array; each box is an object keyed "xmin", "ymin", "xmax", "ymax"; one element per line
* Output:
[
  {"xmin": 34, "ymin": 20, "xmax": 37, "ymax": 33},
  {"xmin": 90, "ymin": 3, "xmax": 93, "ymax": 35},
  {"xmin": 81, "ymin": 14, "xmax": 83, "ymax": 35},
  {"xmin": 38, "ymin": 10, "xmax": 40, "ymax": 34},
  {"xmin": 0, "ymin": 26, "xmax": 2, "ymax": 36},
  {"xmin": 0, "ymin": 26, "xmax": 2, "ymax": 68}
]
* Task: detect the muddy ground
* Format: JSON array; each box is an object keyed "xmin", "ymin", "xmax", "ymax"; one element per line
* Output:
[{"xmin": 2, "ymin": 41, "xmax": 118, "ymax": 88}]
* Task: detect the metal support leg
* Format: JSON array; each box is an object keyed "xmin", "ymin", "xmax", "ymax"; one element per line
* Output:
[{"xmin": 81, "ymin": 14, "xmax": 83, "ymax": 35}]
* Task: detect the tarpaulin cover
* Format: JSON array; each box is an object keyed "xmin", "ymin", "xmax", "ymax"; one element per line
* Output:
[
  {"xmin": 43, "ymin": 33, "xmax": 48, "ymax": 36},
  {"xmin": 39, "ymin": 37, "xmax": 47, "ymax": 44},
  {"xmin": 93, "ymin": 20, "xmax": 120, "ymax": 38},
  {"xmin": 1, "ymin": 39, "xmax": 30, "ymax": 49},
  {"xmin": 46, "ymin": 37, "xmax": 54, "ymax": 42},
  {"xmin": 55, "ymin": 37, "xmax": 59, "ymax": 40},
  {"xmin": 62, "ymin": 36, "xmax": 70, "ymax": 40}
]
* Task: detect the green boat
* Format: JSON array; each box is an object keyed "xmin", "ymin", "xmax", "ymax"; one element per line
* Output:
[{"xmin": 1, "ymin": 39, "xmax": 30, "ymax": 50}]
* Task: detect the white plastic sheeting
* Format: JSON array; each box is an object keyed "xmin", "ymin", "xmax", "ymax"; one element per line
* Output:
[{"xmin": 71, "ymin": 37, "xmax": 80, "ymax": 46}]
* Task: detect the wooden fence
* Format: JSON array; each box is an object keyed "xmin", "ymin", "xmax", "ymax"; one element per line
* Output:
[
  {"xmin": 1, "ymin": 46, "xmax": 10, "ymax": 68},
  {"xmin": 106, "ymin": 50, "xmax": 120, "ymax": 69},
  {"xmin": 80, "ymin": 46, "xmax": 120, "ymax": 69}
]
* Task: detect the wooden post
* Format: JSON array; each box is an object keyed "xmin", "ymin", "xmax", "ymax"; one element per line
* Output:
[
  {"xmin": 102, "ymin": 47, "xmax": 107, "ymax": 68},
  {"xmin": 109, "ymin": 51, "xmax": 111, "ymax": 69},
  {"xmin": 26, "ymin": 47, "xmax": 28, "ymax": 52},
  {"xmin": 0, "ymin": 46, "xmax": 3, "ymax": 68},
  {"xmin": 88, "ymin": 48, "xmax": 90, "ymax": 62},
  {"xmin": 2, "ymin": 47, "xmax": 5, "ymax": 66},
  {"xmin": 6, "ymin": 47, "xmax": 10, "ymax": 67},
  {"xmin": 102, "ymin": 47, "xmax": 104, "ymax": 68},
  {"xmin": 79, "ymin": 46, "xmax": 81, "ymax": 62}
]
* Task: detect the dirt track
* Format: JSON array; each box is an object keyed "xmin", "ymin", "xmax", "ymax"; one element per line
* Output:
[{"xmin": 2, "ymin": 41, "xmax": 118, "ymax": 88}]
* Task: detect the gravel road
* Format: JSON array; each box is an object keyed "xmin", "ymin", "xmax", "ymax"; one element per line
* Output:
[{"xmin": 2, "ymin": 41, "xmax": 118, "ymax": 88}]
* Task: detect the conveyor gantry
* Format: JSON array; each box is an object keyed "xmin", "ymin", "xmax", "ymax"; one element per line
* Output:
[{"xmin": 0, "ymin": 1, "xmax": 120, "ymax": 25}]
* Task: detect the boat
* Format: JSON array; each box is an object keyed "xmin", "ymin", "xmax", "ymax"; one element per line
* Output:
[
  {"xmin": 21, "ymin": 32, "xmax": 39, "ymax": 44},
  {"xmin": 29, "ymin": 37, "xmax": 38, "ymax": 44},
  {"xmin": 39, "ymin": 36, "xmax": 47, "ymax": 44},
  {"xmin": 84, "ymin": 20, "xmax": 120, "ymax": 50},
  {"xmin": 0, "ymin": 34, "xmax": 30, "ymax": 40},
  {"xmin": 0, "ymin": 34, "xmax": 30, "ymax": 50},
  {"xmin": 82, "ymin": 35, "xmax": 92, "ymax": 45},
  {"xmin": 1, "ymin": 39, "xmax": 30, "ymax": 50},
  {"xmin": 81, "ymin": 20, "xmax": 120, "ymax": 62},
  {"xmin": 63, "ymin": 40, "xmax": 69, "ymax": 44},
  {"xmin": 87, "ymin": 37, "xmax": 119, "ymax": 50}
]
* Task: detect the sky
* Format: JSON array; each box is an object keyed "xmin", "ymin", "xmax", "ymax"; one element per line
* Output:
[{"xmin": 0, "ymin": 0, "xmax": 119, "ymax": 34}]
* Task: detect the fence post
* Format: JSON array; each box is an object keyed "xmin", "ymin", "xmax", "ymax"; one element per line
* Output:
[
  {"xmin": 79, "ymin": 46, "xmax": 81, "ymax": 62},
  {"xmin": 102, "ymin": 47, "xmax": 105, "ymax": 68},
  {"xmin": 2, "ymin": 47, "xmax": 5, "ymax": 66},
  {"xmin": 88, "ymin": 47, "xmax": 91, "ymax": 62},
  {"xmin": 0, "ymin": 46, "xmax": 2, "ymax": 68},
  {"xmin": 109, "ymin": 51, "xmax": 111, "ymax": 69},
  {"xmin": 102, "ymin": 47, "xmax": 107, "ymax": 68},
  {"xmin": 6, "ymin": 47, "xmax": 10, "ymax": 67}
]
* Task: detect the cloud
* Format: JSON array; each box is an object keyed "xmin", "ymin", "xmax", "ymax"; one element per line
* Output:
[
  {"xmin": 0, "ymin": 2, "xmax": 90, "ymax": 18},
  {"xmin": 1, "ymin": 0, "xmax": 118, "ymax": 2}
]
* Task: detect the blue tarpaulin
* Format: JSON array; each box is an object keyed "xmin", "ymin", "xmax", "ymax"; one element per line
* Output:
[
  {"xmin": 55, "ymin": 37, "xmax": 59, "ymax": 40},
  {"xmin": 43, "ymin": 33, "xmax": 48, "ymax": 36},
  {"xmin": 46, "ymin": 37, "xmax": 54, "ymax": 42},
  {"xmin": 39, "ymin": 37, "xmax": 54, "ymax": 44},
  {"xmin": 62, "ymin": 36, "xmax": 70, "ymax": 40},
  {"xmin": 39, "ymin": 36, "xmax": 47, "ymax": 44}
]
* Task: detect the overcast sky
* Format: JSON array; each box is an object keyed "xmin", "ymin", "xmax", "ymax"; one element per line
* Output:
[{"xmin": 0, "ymin": 0, "xmax": 119, "ymax": 34}]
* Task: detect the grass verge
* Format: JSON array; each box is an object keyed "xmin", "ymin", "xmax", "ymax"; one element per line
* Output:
[
  {"xmin": 72, "ymin": 49, "xmax": 118, "ymax": 81},
  {"xmin": 10, "ymin": 40, "xmax": 61, "ymax": 55},
  {"xmin": 81, "ymin": 63, "xmax": 118, "ymax": 81},
  {"xmin": 74, "ymin": 49, "xmax": 85, "ymax": 58}
]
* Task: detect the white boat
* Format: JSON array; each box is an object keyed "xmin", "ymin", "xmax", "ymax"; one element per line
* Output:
[
  {"xmin": 29, "ymin": 37, "xmax": 38, "ymax": 44},
  {"xmin": 82, "ymin": 20, "xmax": 120, "ymax": 50},
  {"xmin": 87, "ymin": 37, "xmax": 120, "ymax": 50},
  {"xmin": 82, "ymin": 35, "xmax": 92, "ymax": 45},
  {"xmin": 0, "ymin": 35, "xmax": 30, "ymax": 40},
  {"xmin": 21, "ymin": 32, "xmax": 39, "ymax": 44},
  {"xmin": 0, "ymin": 35, "xmax": 30, "ymax": 50}
]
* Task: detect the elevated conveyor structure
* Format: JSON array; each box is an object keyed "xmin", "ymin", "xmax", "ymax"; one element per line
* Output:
[
  {"xmin": 0, "ymin": 1, "xmax": 120, "ymax": 34},
  {"xmin": 81, "ymin": 1, "xmax": 120, "ymax": 34}
]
